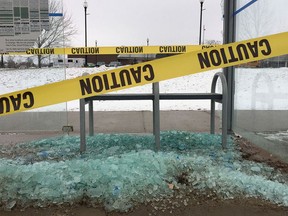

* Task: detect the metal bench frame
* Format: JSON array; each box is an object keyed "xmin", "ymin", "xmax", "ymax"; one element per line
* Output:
[{"xmin": 79, "ymin": 72, "xmax": 228, "ymax": 152}]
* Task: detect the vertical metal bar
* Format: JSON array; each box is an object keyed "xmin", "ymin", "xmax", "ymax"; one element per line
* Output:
[
  {"xmin": 220, "ymin": 73, "xmax": 228, "ymax": 149},
  {"xmin": 199, "ymin": 1, "xmax": 204, "ymax": 45},
  {"xmin": 84, "ymin": 5, "xmax": 88, "ymax": 67},
  {"xmin": 223, "ymin": 0, "xmax": 236, "ymax": 132},
  {"xmin": 222, "ymin": 87, "xmax": 228, "ymax": 149},
  {"xmin": 88, "ymin": 100, "xmax": 94, "ymax": 136},
  {"xmin": 210, "ymin": 100, "xmax": 215, "ymax": 134},
  {"xmin": 210, "ymin": 74, "xmax": 218, "ymax": 134},
  {"xmin": 80, "ymin": 72, "xmax": 90, "ymax": 151},
  {"xmin": 211, "ymin": 72, "xmax": 228, "ymax": 149},
  {"xmin": 1, "ymin": 54, "xmax": 4, "ymax": 68},
  {"xmin": 80, "ymin": 99, "xmax": 86, "ymax": 153},
  {"xmin": 153, "ymin": 82, "xmax": 160, "ymax": 151}
]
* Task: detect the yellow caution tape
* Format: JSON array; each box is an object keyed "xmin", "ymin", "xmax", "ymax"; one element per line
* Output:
[
  {"xmin": 5, "ymin": 45, "xmax": 215, "ymax": 56},
  {"xmin": 1, "ymin": 32, "xmax": 287, "ymax": 116}
]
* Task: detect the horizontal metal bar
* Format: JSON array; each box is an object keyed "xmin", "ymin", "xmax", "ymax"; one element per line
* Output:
[
  {"xmin": 85, "ymin": 94, "xmax": 153, "ymax": 101},
  {"xmin": 160, "ymin": 93, "xmax": 222, "ymax": 100},
  {"xmin": 84, "ymin": 93, "xmax": 222, "ymax": 102}
]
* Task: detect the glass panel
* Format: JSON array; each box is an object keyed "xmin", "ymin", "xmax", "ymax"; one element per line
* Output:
[{"xmin": 234, "ymin": 0, "xmax": 288, "ymax": 162}]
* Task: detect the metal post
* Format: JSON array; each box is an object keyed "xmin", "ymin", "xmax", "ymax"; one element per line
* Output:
[
  {"xmin": 80, "ymin": 98, "xmax": 86, "ymax": 153},
  {"xmin": 83, "ymin": 0, "xmax": 88, "ymax": 67},
  {"xmin": 153, "ymin": 82, "xmax": 160, "ymax": 151},
  {"xmin": 80, "ymin": 72, "xmax": 90, "ymax": 152},
  {"xmin": 88, "ymin": 100, "xmax": 94, "ymax": 136},
  {"xmin": 199, "ymin": 0, "xmax": 204, "ymax": 45},
  {"xmin": 210, "ymin": 72, "xmax": 228, "ymax": 149},
  {"xmin": 223, "ymin": 0, "xmax": 236, "ymax": 132},
  {"xmin": 1, "ymin": 54, "xmax": 4, "ymax": 68},
  {"xmin": 210, "ymin": 101, "xmax": 215, "ymax": 135}
]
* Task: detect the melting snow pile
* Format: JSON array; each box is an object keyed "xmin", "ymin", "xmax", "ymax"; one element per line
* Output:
[{"xmin": 0, "ymin": 131, "xmax": 287, "ymax": 211}]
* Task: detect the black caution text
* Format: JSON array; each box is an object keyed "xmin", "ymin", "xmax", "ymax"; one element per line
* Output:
[
  {"xmin": 26, "ymin": 48, "xmax": 55, "ymax": 55},
  {"xmin": 198, "ymin": 39, "xmax": 272, "ymax": 69},
  {"xmin": 0, "ymin": 91, "xmax": 34, "ymax": 114},
  {"xmin": 159, "ymin": 46, "xmax": 186, "ymax": 53},
  {"xmin": 79, "ymin": 64, "xmax": 155, "ymax": 96},
  {"xmin": 116, "ymin": 46, "xmax": 143, "ymax": 54},
  {"xmin": 71, "ymin": 47, "xmax": 99, "ymax": 54}
]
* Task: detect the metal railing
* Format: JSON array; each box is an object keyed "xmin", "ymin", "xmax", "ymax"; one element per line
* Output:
[{"xmin": 79, "ymin": 72, "xmax": 228, "ymax": 152}]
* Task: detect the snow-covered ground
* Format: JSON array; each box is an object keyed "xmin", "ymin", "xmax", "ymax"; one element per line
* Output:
[{"xmin": 1, "ymin": 66, "xmax": 288, "ymax": 111}]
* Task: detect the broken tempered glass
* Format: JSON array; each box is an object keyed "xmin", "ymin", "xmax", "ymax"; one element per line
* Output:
[{"xmin": 0, "ymin": 131, "xmax": 287, "ymax": 212}]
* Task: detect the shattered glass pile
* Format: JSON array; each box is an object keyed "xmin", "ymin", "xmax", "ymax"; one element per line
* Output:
[{"xmin": 0, "ymin": 131, "xmax": 288, "ymax": 211}]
